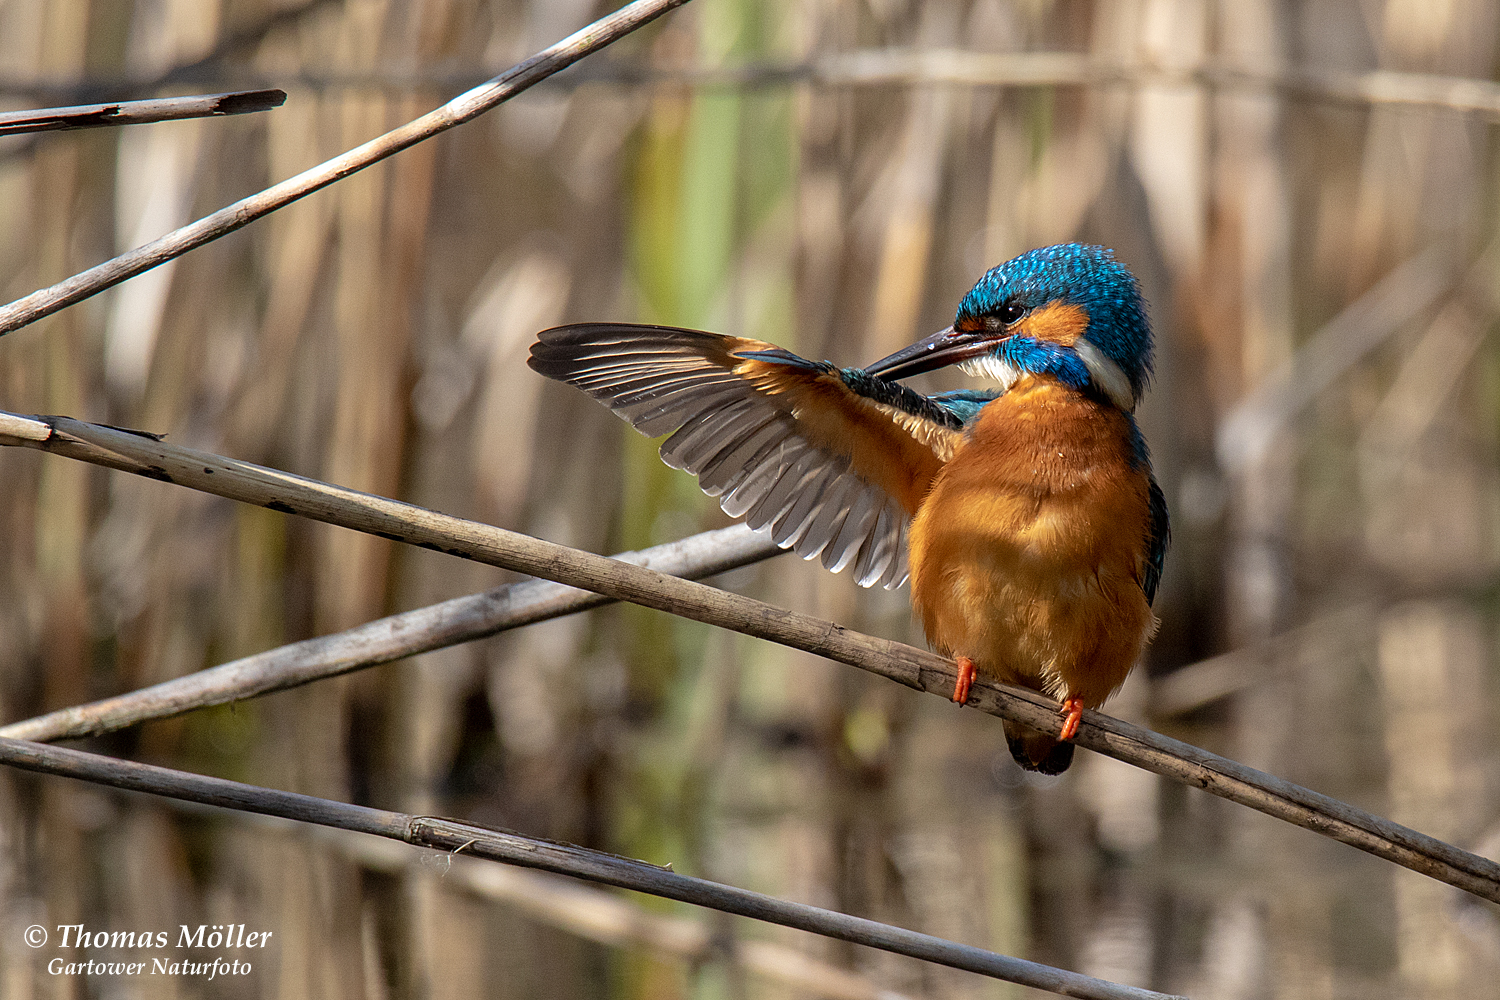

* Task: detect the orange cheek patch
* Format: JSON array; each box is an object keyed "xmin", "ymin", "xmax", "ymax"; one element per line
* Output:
[{"xmin": 1019, "ymin": 300, "xmax": 1089, "ymax": 346}]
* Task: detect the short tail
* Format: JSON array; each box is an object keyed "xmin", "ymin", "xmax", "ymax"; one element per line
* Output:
[{"xmin": 1003, "ymin": 720, "xmax": 1075, "ymax": 775}]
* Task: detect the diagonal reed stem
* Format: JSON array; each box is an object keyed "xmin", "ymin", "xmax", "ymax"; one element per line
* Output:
[
  {"xmin": 0, "ymin": 0, "xmax": 691, "ymax": 337},
  {"xmin": 0, "ymin": 524, "xmax": 781, "ymax": 742},
  {"xmin": 0, "ymin": 736, "xmax": 1184, "ymax": 1000},
  {"xmin": 2, "ymin": 409, "xmax": 1499, "ymax": 904}
]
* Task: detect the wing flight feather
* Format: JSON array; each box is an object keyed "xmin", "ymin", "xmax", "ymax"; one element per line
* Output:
[{"xmin": 529, "ymin": 323, "xmax": 963, "ymax": 589}]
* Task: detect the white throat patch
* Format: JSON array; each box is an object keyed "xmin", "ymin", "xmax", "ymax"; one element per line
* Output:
[
  {"xmin": 1073, "ymin": 337, "xmax": 1137, "ymax": 410},
  {"xmin": 957, "ymin": 338, "xmax": 1137, "ymax": 410},
  {"xmin": 958, "ymin": 353, "xmax": 1022, "ymax": 392}
]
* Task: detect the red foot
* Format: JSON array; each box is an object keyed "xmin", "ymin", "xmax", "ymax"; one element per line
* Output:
[
  {"xmin": 1058, "ymin": 697, "xmax": 1085, "ymax": 741},
  {"xmin": 952, "ymin": 656, "xmax": 976, "ymax": 704}
]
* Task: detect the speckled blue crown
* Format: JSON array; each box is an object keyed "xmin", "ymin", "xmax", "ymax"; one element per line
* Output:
[{"xmin": 956, "ymin": 244, "xmax": 1153, "ymax": 398}]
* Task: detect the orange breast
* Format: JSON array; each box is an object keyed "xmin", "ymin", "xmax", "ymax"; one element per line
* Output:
[{"xmin": 907, "ymin": 378, "xmax": 1156, "ymax": 706}]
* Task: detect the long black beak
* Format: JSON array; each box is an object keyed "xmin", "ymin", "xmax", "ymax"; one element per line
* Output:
[{"xmin": 863, "ymin": 325, "xmax": 998, "ymax": 380}]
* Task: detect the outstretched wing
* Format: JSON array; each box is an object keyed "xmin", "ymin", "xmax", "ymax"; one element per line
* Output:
[{"xmin": 528, "ymin": 323, "xmax": 966, "ymax": 589}]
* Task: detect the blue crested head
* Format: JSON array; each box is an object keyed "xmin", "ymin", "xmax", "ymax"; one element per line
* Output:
[
  {"xmin": 957, "ymin": 244, "xmax": 1152, "ymax": 403},
  {"xmin": 867, "ymin": 244, "xmax": 1153, "ymax": 411}
]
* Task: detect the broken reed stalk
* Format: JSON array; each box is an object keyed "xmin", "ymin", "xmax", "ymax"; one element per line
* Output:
[
  {"xmin": 0, "ymin": 524, "xmax": 782, "ymax": 742},
  {"xmin": 0, "ymin": 90, "xmax": 287, "ymax": 135},
  {"xmin": 3, "ymin": 411, "xmax": 1499, "ymax": 904},
  {"xmin": 0, "ymin": 0, "xmax": 691, "ymax": 336},
  {"xmin": 0, "ymin": 738, "xmax": 1184, "ymax": 1000}
]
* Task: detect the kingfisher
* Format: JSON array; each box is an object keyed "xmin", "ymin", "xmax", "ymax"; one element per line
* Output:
[{"xmin": 528, "ymin": 243, "xmax": 1167, "ymax": 774}]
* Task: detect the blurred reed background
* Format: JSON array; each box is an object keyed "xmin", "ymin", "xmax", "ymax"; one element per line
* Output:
[{"xmin": 2, "ymin": 0, "xmax": 1500, "ymax": 997}]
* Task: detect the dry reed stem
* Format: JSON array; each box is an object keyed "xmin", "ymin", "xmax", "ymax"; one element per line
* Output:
[
  {"xmin": 0, "ymin": 524, "xmax": 781, "ymax": 742},
  {"xmin": 149, "ymin": 50, "xmax": 1500, "ymax": 121},
  {"xmin": 809, "ymin": 50, "xmax": 1500, "ymax": 121},
  {"xmin": 0, "ymin": 0, "xmax": 691, "ymax": 337},
  {"xmin": 0, "ymin": 90, "xmax": 286, "ymax": 135},
  {"xmin": 1147, "ymin": 607, "xmax": 1374, "ymax": 718},
  {"xmin": 1217, "ymin": 246, "xmax": 1455, "ymax": 472},
  {"xmin": 329, "ymin": 830, "xmax": 918, "ymax": 1000},
  {"xmin": 2, "ymin": 411, "xmax": 1499, "ymax": 905},
  {"xmin": 0, "ymin": 737, "xmax": 1185, "ymax": 1000}
]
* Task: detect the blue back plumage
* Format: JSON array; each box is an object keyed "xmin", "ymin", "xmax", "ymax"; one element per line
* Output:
[
  {"xmin": 956, "ymin": 244, "xmax": 1153, "ymax": 400},
  {"xmin": 928, "ymin": 389, "xmax": 1002, "ymax": 425}
]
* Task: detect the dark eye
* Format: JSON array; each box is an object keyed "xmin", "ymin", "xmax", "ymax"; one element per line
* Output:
[{"xmin": 998, "ymin": 302, "xmax": 1027, "ymax": 325}]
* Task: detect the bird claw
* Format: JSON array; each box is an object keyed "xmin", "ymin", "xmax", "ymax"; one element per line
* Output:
[
  {"xmin": 952, "ymin": 656, "xmax": 976, "ymax": 704},
  {"xmin": 1058, "ymin": 697, "xmax": 1084, "ymax": 741}
]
